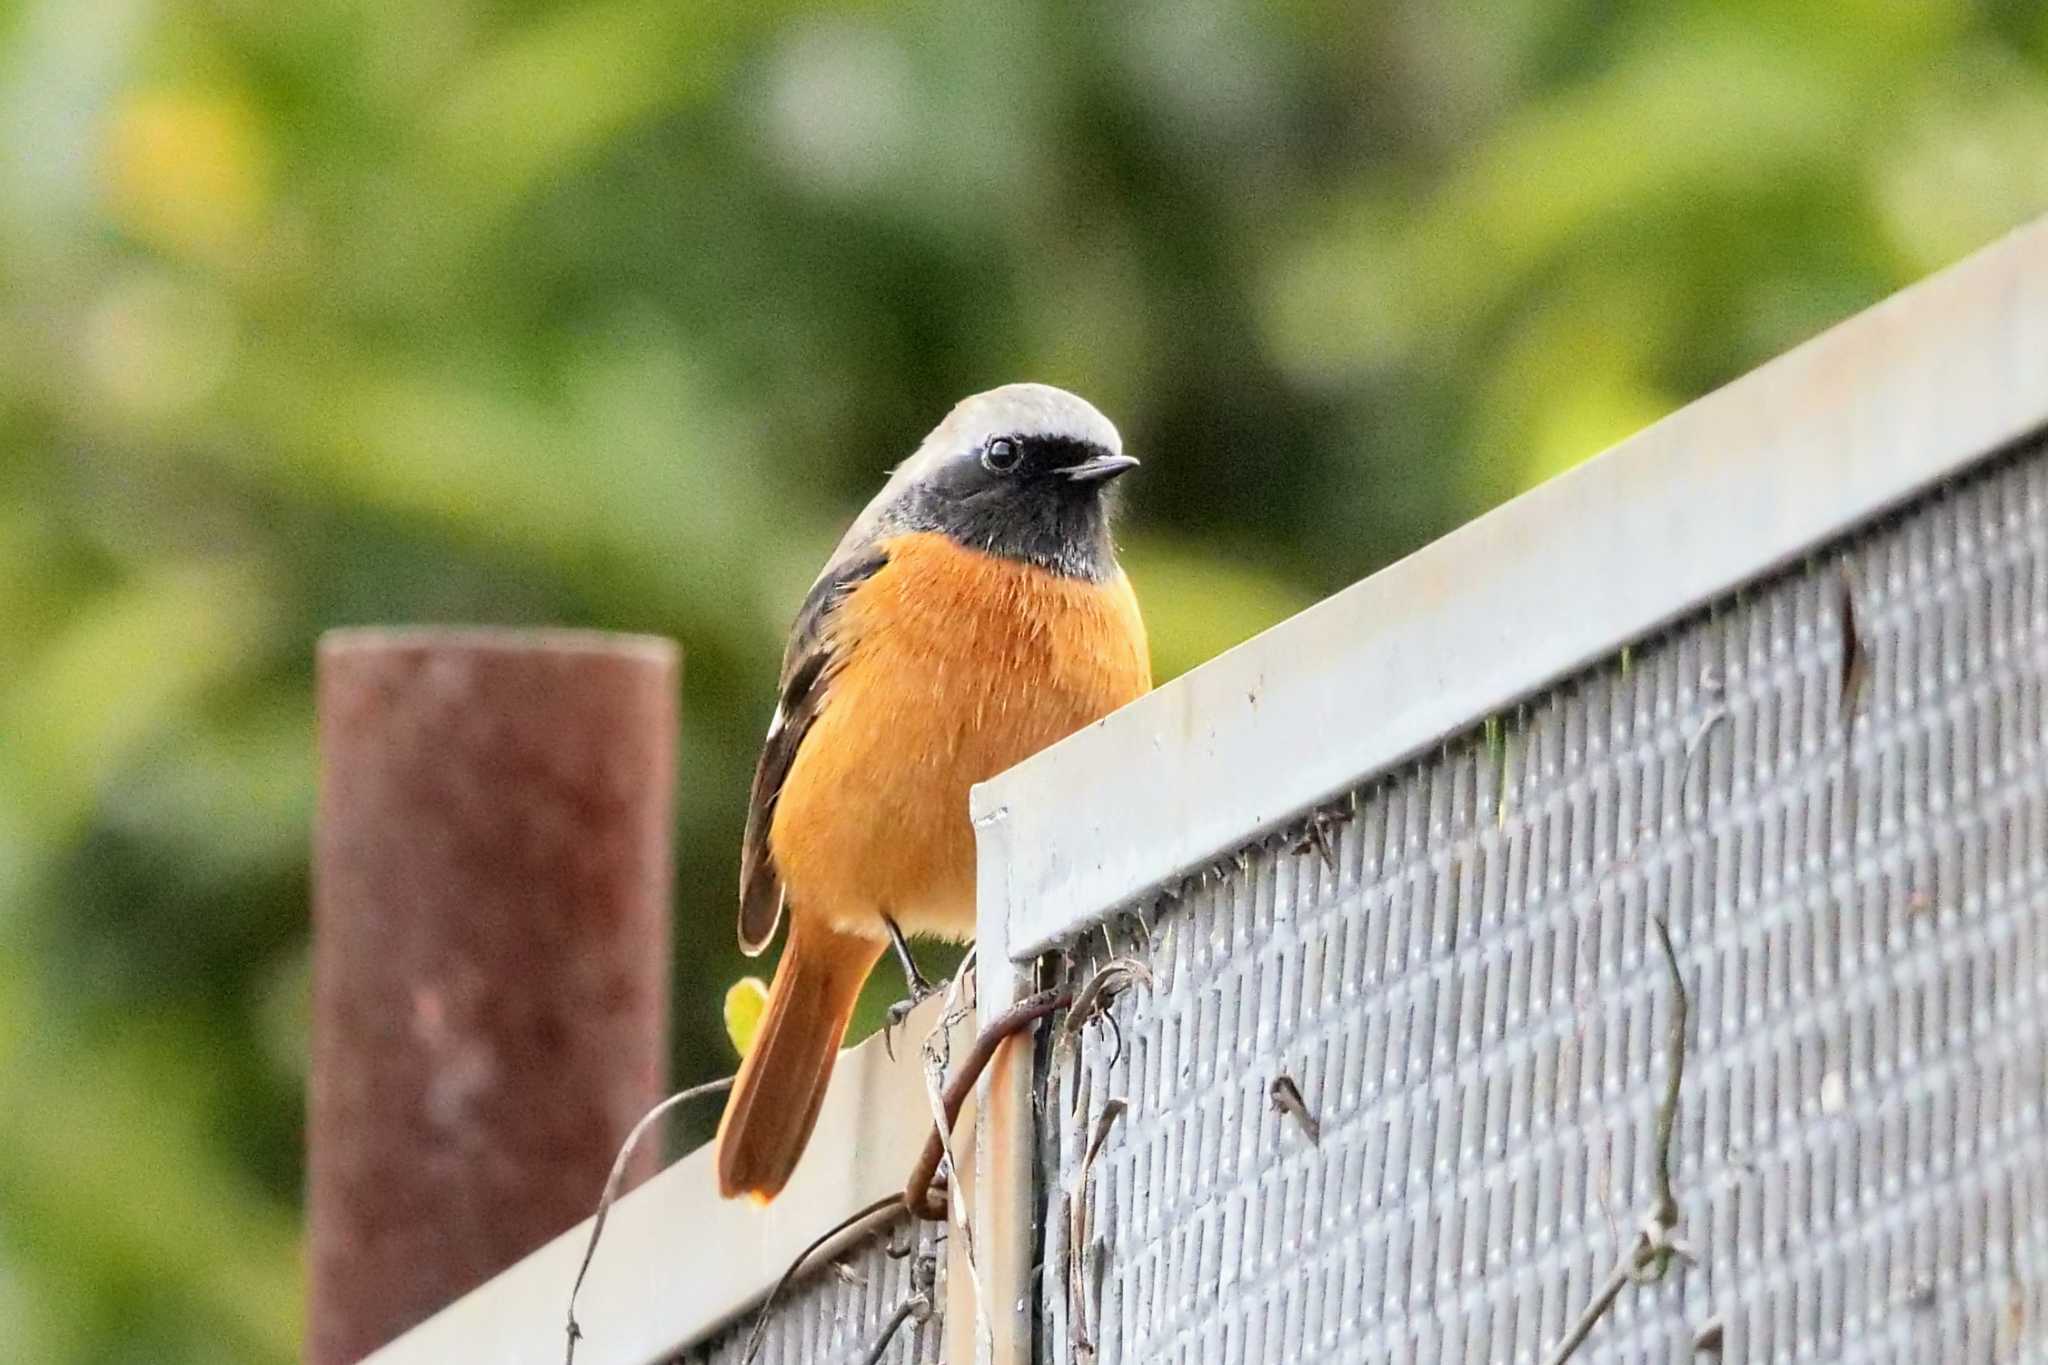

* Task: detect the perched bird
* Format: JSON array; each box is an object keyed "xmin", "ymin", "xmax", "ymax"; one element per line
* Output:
[{"xmin": 715, "ymin": 383, "xmax": 1152, "ymax": 1202}]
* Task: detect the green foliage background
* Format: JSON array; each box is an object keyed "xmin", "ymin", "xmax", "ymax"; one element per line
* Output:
[{"xmin": 2, "ymin": 1, "xmax": 2045, "ymax": 1358}]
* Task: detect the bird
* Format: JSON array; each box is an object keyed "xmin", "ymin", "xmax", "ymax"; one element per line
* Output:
[{"xmin": 715, "ymin": 383, "xmax": 1152, "ymax": 1202}]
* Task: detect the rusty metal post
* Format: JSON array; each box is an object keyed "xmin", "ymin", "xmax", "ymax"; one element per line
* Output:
[{"xmin": 308, "ymin": 628, "xmax": 678, "ymax": 1364}]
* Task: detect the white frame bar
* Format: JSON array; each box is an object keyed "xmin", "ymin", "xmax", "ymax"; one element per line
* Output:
[{"xmin": 363, "ymin": 997, "xmax": 958, "ymax": 1365}]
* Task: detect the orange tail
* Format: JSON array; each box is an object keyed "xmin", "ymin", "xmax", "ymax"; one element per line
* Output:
[{"xmin": 716, "ymin": 919, "xmax": 885, "ymax": 1202}]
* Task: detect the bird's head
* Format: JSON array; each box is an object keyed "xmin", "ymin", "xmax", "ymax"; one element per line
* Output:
[{"xmin": 887, "ymin": 383, "xmax": 1137, "ymax": 580}]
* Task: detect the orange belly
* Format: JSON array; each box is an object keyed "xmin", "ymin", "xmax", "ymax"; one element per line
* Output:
[{"xmin": 769, "ymin": 531, "xmax": 1150, "ymax": 941}]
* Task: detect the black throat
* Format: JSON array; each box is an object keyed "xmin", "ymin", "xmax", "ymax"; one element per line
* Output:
[
  {"xmin": 895, "ymin": 482, "xmax": 1119, "ymax": 580},
  {"xmin": 886, "ymin": 436, "xmax": 1125, "ymax": 581}
]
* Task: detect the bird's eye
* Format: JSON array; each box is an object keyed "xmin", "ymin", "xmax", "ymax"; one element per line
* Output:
[{"xmin": 981, "ymin": 438, "xmax": 1022, "ymax": 474}]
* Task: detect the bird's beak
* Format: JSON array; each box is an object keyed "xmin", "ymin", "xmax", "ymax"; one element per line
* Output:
[{"xmin": 1064, "ymin": 453, "xmax": 1140, "ymax": 483}]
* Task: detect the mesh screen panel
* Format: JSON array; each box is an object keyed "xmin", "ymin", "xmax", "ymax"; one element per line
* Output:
[
  {"xmin": 673, "ymin": 1216, "xmax": 945, "ymax": 1365},
  {"xmin": 1038, "ymin": 438, "xmax": 2048, "ymax": 1364}
]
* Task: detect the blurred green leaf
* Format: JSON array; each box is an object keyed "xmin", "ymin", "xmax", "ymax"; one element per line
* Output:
[
  {"xmin": 0, "ymin": 560, "xmax": 276, "ymax": 843},
  {"xmin": 1123, "ymin": 535, "xmax": 1318, "ymax": 683},
  {"xmin": 0, "ymin": 974, "xmax": 301, "ymax": 1361}
]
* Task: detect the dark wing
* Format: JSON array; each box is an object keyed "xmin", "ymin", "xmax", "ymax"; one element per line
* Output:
[{"xmin": 737, "ymin": 547, "xmax": 888, "ymax": 954}]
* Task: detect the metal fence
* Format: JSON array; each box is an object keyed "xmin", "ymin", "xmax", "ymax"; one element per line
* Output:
[
  {"xmin": 675, "ymin": 1216, "xmax": 948, "ymax": 1365},
  {"xmin": 1035, "ymin": 438, "xmax": 2048, "ymax": 1363}
]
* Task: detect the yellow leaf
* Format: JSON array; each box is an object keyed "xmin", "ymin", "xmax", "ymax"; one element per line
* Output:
[
  {"xmin": 723, "ymin": 977, "xmax": 770, "ymax": 1059},
  {"xmin": 102, "ymin": 86, "xmax": 270, "ymax": 264}
]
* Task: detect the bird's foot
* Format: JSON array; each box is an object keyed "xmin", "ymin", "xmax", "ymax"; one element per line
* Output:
[{"xmin": 881, "ymin": 917, "xmax": 940, "ymax": 1060}]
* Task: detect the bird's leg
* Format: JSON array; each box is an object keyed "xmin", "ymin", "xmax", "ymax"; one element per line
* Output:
[
  {"xmin": 885, "ymin": 916, "xmax": 936, "ymax": 1000},
  {"xmin": 882, "ymin": 916, "xmax": 936, "ymax": 1055}
]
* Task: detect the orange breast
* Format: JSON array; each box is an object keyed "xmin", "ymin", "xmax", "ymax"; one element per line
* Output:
[{"xmin": 769, "ymin": 531, "xmax": 1150, "ymax": 941}]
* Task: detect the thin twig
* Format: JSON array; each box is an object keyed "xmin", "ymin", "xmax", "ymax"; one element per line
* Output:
[
  {"xmin": 1058, "ymin": 958, "xmax": 1154, "ymax": 1114},
  {"xmin": 856, "ymin": 1297, "xmax": 928, "ymax": 1365},
  {"xmin": 903, "ymin": 988, "xmax": 1071, "ymax": 1219},
  {"xmin": 1647, "ymin": 916, "xmax": 1687, "ymax": 1232},
  {"xmin": 1542, "ymin": 1258, "xmax": 1637, "ymax": 1365},
  {"xmin": 1835, "ymin": 565, "xmax": 1868, "ymax": 824},
  {"xmin": 1680, "ymin": 707, "xmax": 1728, "ymax": 819},
  {"xmin": 1837, "ymin": 565, "xmax": 1868, "ymax": 730},
  {"xmin": 1069, "ymin": 1099, "xmax": 1128, "ymax": 1359},
  {"xmin": 1061, "ymin": 958, "xmax": 1153, "ymax": 1045},
  {"xmin": 1692, "ymin": 1313, "xmax": 1725, "ymax": 1353},
  {"xmin": 1540, "ymin": 917, "xmax": 1692, "ymax": 1365},
  {"xmin": 855, "ymin": 1256, "xmax": 936, "ymax": 1365},
  {"xmin": 1291, "ymin": 810, "xmax": 1340, "ymax": 869},
  {"xmin": 1081, "ymin": 1097, "xmax": 1127, "ymax": 1170},
  {"xmin": 740, "ymin": 1194, "xmax": 904, "ymax": 1365},
  {"xmin": 1680, "ymin": 668, "xmax": 1727, "ymax": 822},
  {"xmin": 1269, "ymin": 1075, "xmax": 1321, "ymax": 1145},
  {"xmin": 564, "ymin": 1076, "xmax": 733, "ymax": 1363},
  {"xmin": 914, "ymin": 949, "xmax": 982, "ymax": 1226},
  {"xmin": 1098, "ymin": 1008, "xmax": 1126, "ymax": 1069},
  {"xmin": 912, "ymin": 948, "xmax": 993, "ymax": 1360}
]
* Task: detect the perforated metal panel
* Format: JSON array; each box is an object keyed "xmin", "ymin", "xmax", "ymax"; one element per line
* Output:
[
  {"xmin": 674, "ymin": 1216, "xmax": 945, "ymax": 1365},
  {"xmin": 1039, "ymin": 438, "xmax": 2048, "ymax": 1363}
]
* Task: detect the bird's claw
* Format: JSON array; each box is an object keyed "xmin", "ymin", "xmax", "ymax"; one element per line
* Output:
[
  {"xmin": 882, "ymin": 1001, "xmax": 911, "ymax": 1060},
  {"xmin": 881, "ymin": 987, "xmax": 934, "ymax": 1060}
]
